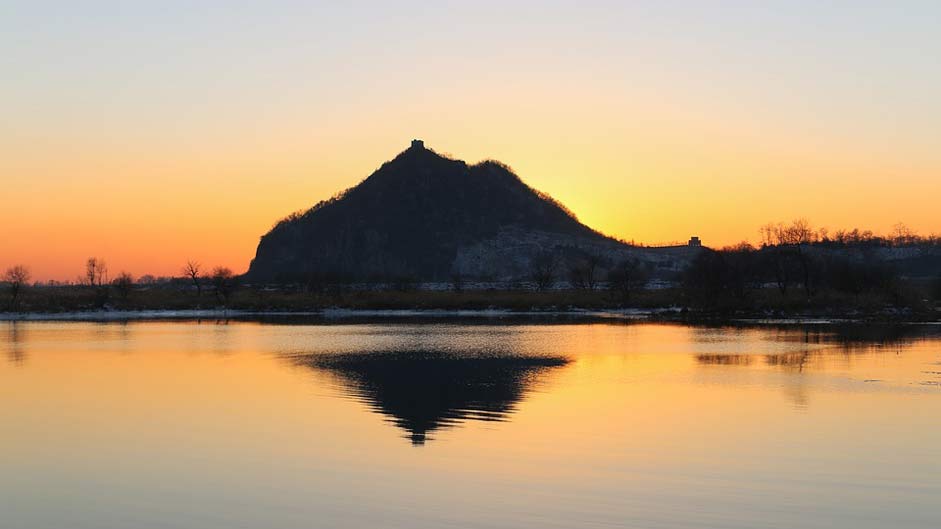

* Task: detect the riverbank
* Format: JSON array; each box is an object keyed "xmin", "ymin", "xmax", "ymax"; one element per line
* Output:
[
  {"xmin": 1, "ymin": 285, "xmax": 938, "ymax": 322},
  {"xmin": 0, "ymin": 308, "xmax": 654, "ymax": 322},
  {"xmin": 1, "ymin": 307, "xmax": 937, "ymax": 324}
]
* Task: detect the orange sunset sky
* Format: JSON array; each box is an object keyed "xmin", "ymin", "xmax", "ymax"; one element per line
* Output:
[{"xmin": 2, "ymin": 2, "xmax": 939, "ymax": 281}]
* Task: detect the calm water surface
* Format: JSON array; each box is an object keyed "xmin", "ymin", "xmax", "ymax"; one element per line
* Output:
[{"xmin": 1, "ymin": 320, "xmax": 940, "ymax": 529}]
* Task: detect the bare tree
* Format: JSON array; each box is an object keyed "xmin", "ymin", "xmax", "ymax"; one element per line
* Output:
[
  {"xmin": 585, "ymin": 255, "xmax": 602, "ymax": 290},
  {"xmin": 3, "ymin": 265, "xmax": 31, "ymax": 309},
  {"xmin": 892, "ymin": 222, "xmax": 915, "ymax": 246},
  {"xmin": 783, "ymin": 218, "xmax": 815, "ymax": 246},
  {"xmin": 760, "ymin": 220, "xmax": 817, "ymax": 297},
  {"xmin": 567, "ymin": 261, "xmax": 588, "ymax": 290},
  {"xmin": 183, "ymin": 260, "xmax": 202, "ymax": 296},
  {"xmin": 83, "ymin": 257, "xmax": 110, "ymax": 307},
  {"xmin": 783, "ymin": 219, "xmax": 816, "ymax": 298},
  {"xmin": 724, "ymin": 242, "xmax": 760, "ymax": 300},
  {"xmin": 211, "ymin": 267, "xmax": 236, "ymax": 306},
  {"xmin": 85, "ymin": 257, "xmax": 108, "ymax": 287},
  {"xmin": 608, "ymin": 259, "xmax": 648, "ymax": 301},
  {"xmin": 567, "ymin": 255, "xmax": 601, "ymax": 290},
  {"xmin": 112, "ymin": 272, "xmax": 134, "ymax": 301},
  {"xmin": 530, "ymin": 251, "xmax": 558, "ymax": 291},
  {"xmin": 760, "ymin": 223, "xmax": 791, "ymax": 295}
]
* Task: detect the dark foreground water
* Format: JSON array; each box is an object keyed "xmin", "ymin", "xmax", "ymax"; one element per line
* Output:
[{"xmin": 1, "ymin": 320, "xmax": 939, "ymax": 529}]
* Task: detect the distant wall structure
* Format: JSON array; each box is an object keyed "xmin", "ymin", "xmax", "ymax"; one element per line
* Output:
[
  {"xmin": 411, "ymin": 139, "xmax": 424, "ymax": 149},
  {"xmin": 688, "ymin": 236, "xmax": 702, "ymax": 247}
]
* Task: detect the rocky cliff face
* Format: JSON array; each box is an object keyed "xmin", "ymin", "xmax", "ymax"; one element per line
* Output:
[
  {"xmin": 246, "ymin": 142, "xmax": 700, "ymax": 283},
  {"xmin": 452, "ymin": 226, "xmax": 699, "ymax": 280}
]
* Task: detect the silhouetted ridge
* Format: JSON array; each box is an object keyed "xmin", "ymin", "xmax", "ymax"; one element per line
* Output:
[{"xmin": 245, "ymin": 141, "xmax": 612, "ymax": 283}]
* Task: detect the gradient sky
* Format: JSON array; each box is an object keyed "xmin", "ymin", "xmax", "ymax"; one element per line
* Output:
[{"xmin": 2, "ymin": 1, "xmax": 939, "ymax": 281}]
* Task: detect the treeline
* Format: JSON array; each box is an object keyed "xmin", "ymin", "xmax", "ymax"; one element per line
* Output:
[
  {"xmin": 760, "ymin": 220, "xmax": 940, "ymax": 248},
  {"xmin": 1, "ymin": 259, "xmax": 238, "ymax": 311},
  {"xmin": 683, "ymin": 220, "xmax": 940, "ymax": 312},
  {"xmin": 683, "ymin": 243, "xmax": 899, "ymax": 305},
  {"xmin": 269, "ymin": 252, "xmax": 653, "ymax": 304},
  {"xmin": 3, "ymin": 221, "xmax": 940, "ymax": 314}
]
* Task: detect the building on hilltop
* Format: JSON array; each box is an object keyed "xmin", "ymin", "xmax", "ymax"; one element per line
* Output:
[
  {"xmin": 411, "ymin": 139, "xmax": 424, "ymax": 149},
  {"xmin": 688, "ymin": 236, "xmax": 702, "ymax": 247}
]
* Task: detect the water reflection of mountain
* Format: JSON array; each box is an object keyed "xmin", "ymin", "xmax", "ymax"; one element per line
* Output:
[{"xmin": 294, "ymin": 351, "xmax": 568, "ymax": 445}]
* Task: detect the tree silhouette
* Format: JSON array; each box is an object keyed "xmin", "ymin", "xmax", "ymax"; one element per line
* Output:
[
  {"xmin": 112, "ymin": 272, "xmax": 134, "ymax": 301},
  {"xmin": 3, "ymin": 265, "xmax": 30, "ymax": 310},
  {"xmin": 85, "ymin": 257, "xmax": 108, "ymax": 287},
  {"xmin": 760, "ymin": 219, "xmax": 817, "ymax": 297},
  {"xmin": 530, "ymin": 251, "xmax": 558, "ymax": 291},
  {"xmin": 607, "ymin": 258, "xmax": 649, "ymax": 301},
  {"xmin": 568, "ymin": 254, "xmax": 602, "ymax": 290},
  {"xmin": 211, "ymin": 267, "xmax": 236, "ymax": 306},
  {"xmin": 183, "ymin": 260, "xmax": 202, "ymax": 296}
]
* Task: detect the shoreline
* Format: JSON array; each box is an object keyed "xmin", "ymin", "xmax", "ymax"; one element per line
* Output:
[
  {"xmin": 0, "ymin": 308, "xmax": 659, "ymax": 323},
  {"xmin": 1, "ymin": 307, "xmax": 937, "ymax": 325}
]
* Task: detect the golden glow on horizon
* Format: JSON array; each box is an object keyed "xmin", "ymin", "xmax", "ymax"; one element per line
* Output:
[
  {"xmin": 3, "ymin": 4, "xmax": 940, "ymax": 281},
  {"xmin": 4, "ymin": 127, "xmax": 938, "ymax": 281}
]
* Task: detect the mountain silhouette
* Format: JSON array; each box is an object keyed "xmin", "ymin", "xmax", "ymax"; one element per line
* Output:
[
  {"xmin": 296, "ymin": 351, "xmax": 569, "ymax": 445},
  {"xmin": 246, "ymin": 140, "xmax": 699, "ymax": 282}
]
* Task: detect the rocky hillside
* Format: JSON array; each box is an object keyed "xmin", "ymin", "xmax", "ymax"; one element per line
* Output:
[{"xmin": 245, "ymin": 141, "xmax": 700, "ymax": 283}]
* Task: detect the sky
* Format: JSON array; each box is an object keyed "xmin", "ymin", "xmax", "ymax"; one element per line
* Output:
[{"xmin": 2, "ymin": 1, "xmax": 939, "ymax": 281}]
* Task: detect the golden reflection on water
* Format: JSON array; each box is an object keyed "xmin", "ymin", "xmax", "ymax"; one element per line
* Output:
[{"xmin": 0, "ymin": 320, "xmax": 939, "ymax": 529}]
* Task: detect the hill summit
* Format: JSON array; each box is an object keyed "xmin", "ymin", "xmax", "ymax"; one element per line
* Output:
[{"xmin": 246, "ymin": 141, "xmax": 696, "ymax": 284}]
